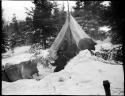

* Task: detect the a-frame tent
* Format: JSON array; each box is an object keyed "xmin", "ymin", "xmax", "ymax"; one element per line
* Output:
[{"xmin": 49, "ymin": 14, "xmax": 96, "ymax": 59}]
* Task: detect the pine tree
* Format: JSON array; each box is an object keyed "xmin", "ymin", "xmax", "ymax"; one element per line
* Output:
[
  {"xmin": 73, "ymin": 0, "xmax": 84, "ymax": 17},
  {"xmin": 108, "ymin": 1, "xmax": 124, "ymax": 44},
  {"xmin": 10, "ymin": 14, "xmax": 19, "ymax": 49},
  {"xmin": 73, "ymin": 1, "xmax": 108, "ymax": 40},
  {"xmin": 32, "ymin": 0, "xmax": 56, "ymax": 48},
  {"xmin": 2, "ymin": 17, "xmax": 7, "ymax": 53},
  {"xmin": 2, "ymin": 9, "xmax": 9, "ymax": 53}
]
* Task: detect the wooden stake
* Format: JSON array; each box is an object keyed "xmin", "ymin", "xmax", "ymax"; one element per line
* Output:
[{"xmin": 103, "ymin": 80, "xmax": 111, "ymax": 96}]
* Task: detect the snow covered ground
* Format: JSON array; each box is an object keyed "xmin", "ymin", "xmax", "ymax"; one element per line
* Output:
[
  {"xmin": 2, "ymin": 46, "xmax": 33, "ymax": 66},
  {"xmin": 94, "ymin": 40, "xmax": 113, "ymax": 52},
  {"xmin": 2, "ymin": 46, "xmax": 124, "ymax": 95}
]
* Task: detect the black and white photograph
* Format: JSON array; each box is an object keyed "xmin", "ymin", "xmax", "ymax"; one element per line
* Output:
[{"xmin": 2, "ymin": 0, "xmax": 124, "ymax": 95}]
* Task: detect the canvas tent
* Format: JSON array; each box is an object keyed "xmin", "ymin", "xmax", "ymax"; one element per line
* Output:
[{"xmin": 49, "ymin": 14, "xmax": 96, "ymax": 59}]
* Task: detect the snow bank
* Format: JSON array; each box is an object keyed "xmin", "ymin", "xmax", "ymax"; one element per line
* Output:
[
  {"xmin": 2, "ymin": 46, "xmax": 32, "ymax": 66},
  {"xmin": 2, "ymin": 46, "xmax": 50, "ymax": 67},
  {"xmin": 64, "ymin": 50, "xmax": 124, "ymax": 95},
  {"xmin": 2, "ymin": 50, "xmax": 124, "ymax": 95},
  {"xmin": 2, "ymin": 46, "xmax": 31, "ymax": 57},
  {"xmin": 95, "ymin": 42, "xmax": 113, "ymax": 52},
  {"xmin": 13, "ymin": 46, "xmax": 31, "ymax": 55},
  {"xmin": 2, "ymin": 53, "xmax": 34, "ymax": 66},
  {"xmin": 2, "ymin": 50, "xmax": 13, "ymax": 58},
  {"xmin": 37, "ymin": 49, "xmax": 49, "ymax": 58}
]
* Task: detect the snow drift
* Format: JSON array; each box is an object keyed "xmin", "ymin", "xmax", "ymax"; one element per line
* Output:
[{"xmin": 2, "ymin": 49, "xmax": 124, "ymax": 95}]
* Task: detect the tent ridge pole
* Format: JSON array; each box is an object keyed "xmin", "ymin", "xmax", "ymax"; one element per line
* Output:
[{"xmin": 67, "ymin": 0, "xmax": 70, "ymax": 23}]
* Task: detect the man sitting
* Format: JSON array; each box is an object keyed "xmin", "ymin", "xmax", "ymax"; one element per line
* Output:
[{"xmin": 51, "ymin": 50, "xmax": 68, "ymax": 72}]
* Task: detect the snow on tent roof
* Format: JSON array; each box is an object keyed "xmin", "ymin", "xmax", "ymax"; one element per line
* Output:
[{"xmin": 49, "ymin": 14, "xmax": 96, "ymax": 58}]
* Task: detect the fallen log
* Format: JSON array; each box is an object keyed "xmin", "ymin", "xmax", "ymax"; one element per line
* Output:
[{"xmin": 2, "ymin": 60, "xmax": 39, "ymax": 82}]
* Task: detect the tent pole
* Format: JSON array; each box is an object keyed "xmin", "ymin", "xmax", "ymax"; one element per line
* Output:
[
  {"xmin": 67, "ymin": 0, "xmax": 72, "ymax": 46},
  {"xmin": 67, "ymin": 0, "xmax": 70, "ymax": 22},
  {"xmin": 67, "ymin": 0, "xmax": 69, "ymax": 15}
]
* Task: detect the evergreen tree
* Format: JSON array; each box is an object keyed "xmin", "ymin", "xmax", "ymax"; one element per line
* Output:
[
  {"xmin": 9, "ymin": 14, "xmax": 20, "ymax": 48},
  {"xmin": 32, "ymin": 0, "xmax": 56, "ymax": 48},
  {"xmin": 49, "ymin": 1, "xmax": 67, "ymax": 45},
  {"xmin": 73, "ymin": 0, "xmax": 84, "ymax": 17},
  {"xmin": 74, "ymin": 1, "xmax": 124, "ymax": 44},
  {"xmin": 24, "ymin": 17, "xmax": 34, "ymax": 45},
  {"xmin": 2, "ymin": 17, "xmax": 7, "ymax": 53},
  {"xmin": 73, "ymin": 1, "xmax": 108, "ymax": 40},
  {"xmin": 2, "ymin": 9, "xmax": 9, "ymax": 53},
  {"xmin": 107, "ymin": 1, "xmax": 124, "ymax": 44},
  {"xmin": 25, "ymin": 1, "xmax": 68, "ymax": 47}
]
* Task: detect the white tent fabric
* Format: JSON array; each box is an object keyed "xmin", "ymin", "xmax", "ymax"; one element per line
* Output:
[
  {"xmin": 50, "ymin": 15, "xmax": 69, "ymax": 52},
  {"xmin": 70, "ymin": 15, "xmax": 90, "ymax": 45},
  {"xmin": 49, "ymin": 14, "xmax": 96, "ymax": 58}
]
